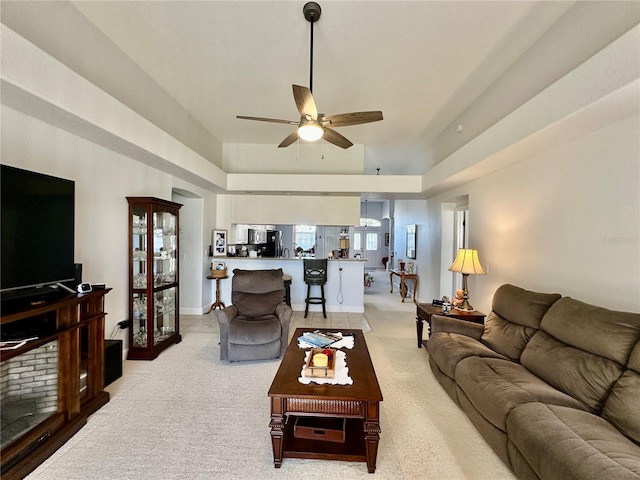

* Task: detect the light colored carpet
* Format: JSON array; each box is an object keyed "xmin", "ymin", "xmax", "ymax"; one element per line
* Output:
[{"xmin": 26, "ymin": 270, "xmax": 515, "ymax": 480}]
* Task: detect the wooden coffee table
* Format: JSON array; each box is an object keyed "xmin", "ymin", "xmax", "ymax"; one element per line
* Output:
[{"xmin": 267, "ymin": 328, "xmax": 383, "ymax": 473}]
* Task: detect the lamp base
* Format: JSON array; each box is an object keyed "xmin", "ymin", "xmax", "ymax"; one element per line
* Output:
[
  {"xmin": 455, "ymin": 291, "xmax": 475, "ymax": 311},
  {"xmin": 455, "ymin": 304, "xmax": 476, "ymax": 312},
  {"xmin": 454, "ymin": 275, "xmax": 476, "ymax": 311}
]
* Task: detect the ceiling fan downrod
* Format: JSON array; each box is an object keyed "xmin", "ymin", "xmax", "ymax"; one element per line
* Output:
[{"xmin": 303, "ymin": 2, "xmax": 321, "ymax": 93}]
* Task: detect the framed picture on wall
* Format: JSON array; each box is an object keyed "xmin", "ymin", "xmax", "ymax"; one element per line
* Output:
[
  {"xmin": 213, "ymin": 230, "xmax": 227, "ymax": 257},
  {"xmin": 384, "ymin": 233, "xmax": 390, "ymax": 246},
  {"xmin": 406, "ymin": 224, "xmax": 416, "ymax": 259}
]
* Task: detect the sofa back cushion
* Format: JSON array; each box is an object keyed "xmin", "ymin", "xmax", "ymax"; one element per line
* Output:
[
  {"xmin": 481, "ymin": 312, "xmax": 537, "ymax": 361},
  {"xmin": 521, "ymin": 298, "xmax": 640, "ymax": 413},
  {"xmin": 602, "ymin": 341, "xmax": 640, "ymax": 443},
  {"xmin": 232, "ymin": 269, "xmax": 285, "ymax": 317},
  {"xmin": 480, "ymin": 284, "xmax": 560, "ymax": 360},
  {"xmin": 491, "ymin": 284, "xmax": 561, "ymax": 329}
]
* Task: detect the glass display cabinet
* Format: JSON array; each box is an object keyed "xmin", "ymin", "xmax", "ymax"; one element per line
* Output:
[{"xmin": 127, "ymin": 197, "xmax": 182, "ymax": 360}]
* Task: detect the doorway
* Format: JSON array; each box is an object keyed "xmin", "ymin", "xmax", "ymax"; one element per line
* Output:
[{"xmin": 354, "ymin": 227, "xmax": 383, "ymax": 270}]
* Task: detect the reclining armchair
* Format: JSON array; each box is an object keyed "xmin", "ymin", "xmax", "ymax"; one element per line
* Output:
[{"xmin": 215, "ymin": 269, "xmax": 292, "ymax": 361}]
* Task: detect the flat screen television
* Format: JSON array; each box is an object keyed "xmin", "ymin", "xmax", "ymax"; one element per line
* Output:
[{"xmin": 1, "ymin": 165, "xmax": 75, "ymax": 309}]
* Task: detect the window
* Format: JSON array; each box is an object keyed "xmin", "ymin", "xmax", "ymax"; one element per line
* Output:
[
  {"xmin": 294, "ymin": 225, "xmax": 316, "ymax": 251},
  {"xmin": 366, "ymin": 233, "xmax": 378, "ymax": 251},
  {"xmin": 353, "ymin": 232, "xmax": 361, "ymax": 251},
  {"xmin": 360, "ymin": 217, "xmax": 381, "ymax": 227}
]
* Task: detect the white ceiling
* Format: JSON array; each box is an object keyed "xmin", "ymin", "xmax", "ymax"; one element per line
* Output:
[{"xmin": 55, "ymin": 0, "xmax": 577, "ymax": 176}]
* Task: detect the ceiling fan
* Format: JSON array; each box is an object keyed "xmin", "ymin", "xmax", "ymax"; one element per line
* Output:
[{"xmin": 236, "ymin": 2, "xmax": 383, "ymax": 149}]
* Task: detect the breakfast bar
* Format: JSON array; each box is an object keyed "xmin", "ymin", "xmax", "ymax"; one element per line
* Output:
[{"xmin": 212, "ymin": 258, "xmax": 365, "ymax": 313}]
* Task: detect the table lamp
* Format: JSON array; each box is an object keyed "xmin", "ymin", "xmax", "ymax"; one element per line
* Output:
[{"xmin": 448, "ymin": 249, "xmax": 486, "ymax": 311}]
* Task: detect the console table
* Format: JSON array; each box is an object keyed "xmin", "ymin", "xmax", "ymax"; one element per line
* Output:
[
  {"xmin": 416, "ymin": 303, "xmax": 485, "ymax": 348},
  {"xmin": 389, "ymin": 270, "xmax": 418, "ymax": 303}
]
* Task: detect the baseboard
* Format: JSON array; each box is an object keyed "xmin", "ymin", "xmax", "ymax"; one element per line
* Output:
[
  {"xmin": 180, "ymin": 307, "xmax": 207, "ymax": 315},
  {"xmin": 292, "ymin": 303, "xmax": 365, "ymax": 314}
]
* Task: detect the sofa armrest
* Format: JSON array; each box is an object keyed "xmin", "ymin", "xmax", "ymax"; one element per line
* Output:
[
  {"xmin": 215, "ymin": 306, "xmax": 238, "ymax": 361},
  {"xmin": 215, "ymin": 305, "xmax": 238, "ymax": 328},
  {"xmin": 275, "ymin": 303, "xmax": 293, "ymax": 356},
  {"xmin": 431, "ymin": 314, "xmax": 484, "ymax": 341}
]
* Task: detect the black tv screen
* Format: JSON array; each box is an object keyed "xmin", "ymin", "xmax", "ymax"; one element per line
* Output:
[{"xmin": 1, "ymin": 165, "xmax": 75, "ymax": 295}]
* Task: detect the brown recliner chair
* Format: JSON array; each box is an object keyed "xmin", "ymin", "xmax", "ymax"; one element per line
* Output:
[{"xmin": 215, "ymin": 269, "xmax": 292, "ymax": 361}]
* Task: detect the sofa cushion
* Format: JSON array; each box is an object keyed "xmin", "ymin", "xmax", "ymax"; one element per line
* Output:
[
  {"xmin": 231, "ymin": 269, "xmax": 285, "ymax": 317},
  {"xmin": 507, "ymin": 402, "xmax": 640, "ymax": 480},
  {"xmin": 455, "ymin": 357, "xmax": 585, "ymax": 432},
  {"xmin": 602, "ymin": 341, "xmax": 640, "ymax": 444},
  {"xmin": 233, "ymin": 290, "xmax": 284, "ymax": 317},
  {"xmin": 481, "ymin": 311, "xmax": 537, "ymax": 361},
  {"xmin": 491, "ymin": 284, "xmax": 561, "ymax": 329},
  {"xmin": 521, "ymin": 331, "xmax": 624, "ymax": 413},
  {"xmin": 427, "ymin": 331, "xmax": 507, "ymax": 379},
  {"xmin": 540, "ymin": 297, "xmax": 640, "ymax": 365},
  {"xmin": 228, "ymin": 316, "xmax": 282, "ymax": 345},
  {"xmin": 521, "ymin": 298, "xmax": 640, "ymax": 413}
]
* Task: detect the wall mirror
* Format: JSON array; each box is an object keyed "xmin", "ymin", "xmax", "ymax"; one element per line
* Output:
[{"xmin": 406, "ymin": 224, "xmax": 416, "ymax": 259}]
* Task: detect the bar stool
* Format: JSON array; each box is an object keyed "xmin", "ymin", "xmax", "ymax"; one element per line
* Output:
[
  {"xmin": 282, "ymin": 274, "xmax": 292, "ymax": 307},
  {"xmin": 303, "ymin": 259, "xmax": 327, "ymax": 318}
]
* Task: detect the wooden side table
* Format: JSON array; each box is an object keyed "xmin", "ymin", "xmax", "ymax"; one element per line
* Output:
[
  {"xmin": 389, "ymin": 269, "xmax": 418, "ymax": 303},
  {"xmin": 206, "ymin": 270, "xmax": 228, "ymax": 313},
  {"xmin": 416, "ymin": 303, "xmax": 485, "ymax": 348}
]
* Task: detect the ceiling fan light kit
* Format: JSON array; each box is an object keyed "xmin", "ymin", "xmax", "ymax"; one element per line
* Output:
[
  {"xmin": 236, "ymin": 2, "xmax": 383, "ymax": 149},
  {"xmin": 298, "ymin": 123, "xmax": 324, "ymax": 141}
]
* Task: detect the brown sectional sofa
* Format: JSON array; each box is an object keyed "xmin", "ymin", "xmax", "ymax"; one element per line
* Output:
[{"xmin": 427, "ymin": 284, "xmax": 640, "ymax": 480}]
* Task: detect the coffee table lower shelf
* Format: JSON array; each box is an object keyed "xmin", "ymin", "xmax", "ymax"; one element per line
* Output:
[{"xmin": 282, "ymin": 416, "xmax": 367, "ymax": 462}]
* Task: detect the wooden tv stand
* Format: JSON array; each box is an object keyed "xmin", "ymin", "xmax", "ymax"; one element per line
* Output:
[{"xmin": 1, "ymin": 288, "xmax": 112, "ymax": 480}]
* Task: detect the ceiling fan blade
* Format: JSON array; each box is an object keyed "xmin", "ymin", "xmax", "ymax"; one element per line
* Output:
[
  {"xmin": 237, "ymin": 115, "xmax": 298, "ymax": 125},
  {"xmin": 322, "ymin": 111, "xmax": 383, "ymax": 127},
  {"xmin": 322, "ymin": 127, "xmax": 353, "ymax": 149},
  {"xmin": 292, "ymin": 85, "xmax": 318, "ymax": 120},
  {"xmin": 278, "ymin": 131, "xmax": 299, "ymax": 148}
]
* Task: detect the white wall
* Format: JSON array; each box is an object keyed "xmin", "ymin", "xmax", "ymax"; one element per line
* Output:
[
  {"xmin": 423, "ymin": 114, "xmax": 640, "ymax": 314},
  {"xmin": 1, "ymin": 107, "xmax": 219, "ymax": 347},
  {"xmin": 172, "ymin": 193, "xmax": 208, "ymax": 315},
  {"xmin": 391, "ymin": 200, "xmax": 429, "ymax": 297}
]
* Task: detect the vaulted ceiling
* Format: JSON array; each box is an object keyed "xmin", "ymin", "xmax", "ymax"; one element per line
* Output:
[{"xmin": 2, "ymin": 1, "xmax": 638, "ymax": 181}]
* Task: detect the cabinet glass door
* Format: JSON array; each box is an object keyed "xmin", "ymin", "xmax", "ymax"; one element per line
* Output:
[
  {"xmin": 154, "ymin": 287, "xmax": 176, "ymax": 345},
  {"xmin": 132, "ymin": 208, "xmax": 148, "ymax": 289},
  {"xmin": 153, "ymin": 211, "xmax": 177, "ymax": 286},
  {"xmin": 132, "ymin": 293, "xmax": 148, "ymax": 347}
]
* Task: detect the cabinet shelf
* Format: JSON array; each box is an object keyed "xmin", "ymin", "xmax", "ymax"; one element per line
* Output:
[{"xmin": 127, "ymin": 197, "xmax": 182, "ymax": 361}]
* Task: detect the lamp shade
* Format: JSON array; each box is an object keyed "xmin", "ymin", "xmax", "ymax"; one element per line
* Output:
[
  {"xmin": 298, "ymin": 123, "xmax": 323, "ymax": 141},
  {"xmin": 449, "ymin": 249, "xmax": 486, "ymax": 275}
]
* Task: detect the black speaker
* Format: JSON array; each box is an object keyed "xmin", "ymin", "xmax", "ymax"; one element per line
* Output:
[
  {"xmin": 104, "ymin": 340, "xmax": 123, "ymax": 387},
  {"xmin": 74, "ymin": 263, "xmax": 82, "ymax": 288}
]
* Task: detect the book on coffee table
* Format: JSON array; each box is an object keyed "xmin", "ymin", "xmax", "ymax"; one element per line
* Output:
[{"xmin": 297, "ymin": 331, "xmax": 341, "ymax": 348}]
